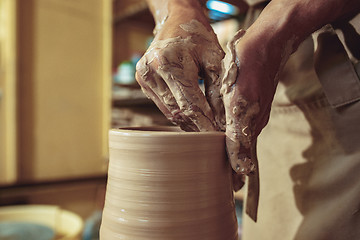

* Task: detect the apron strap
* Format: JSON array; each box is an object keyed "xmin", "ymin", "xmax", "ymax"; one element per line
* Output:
[{"xmin": 314, "ymin": 24, "xmax": 360, "ymax": 108}]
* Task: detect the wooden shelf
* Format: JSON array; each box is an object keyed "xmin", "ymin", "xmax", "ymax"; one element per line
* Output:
[
  {"xmin": 113, "ymin": 97, "xmax": 154, "ymax": 107},
  {"xmin": 112, "ymin": 84, "xmax": 155, "ymax": 107},
  {"xmin": 113, "ymin": 82, "xmax": 141, "ymax": 89}
]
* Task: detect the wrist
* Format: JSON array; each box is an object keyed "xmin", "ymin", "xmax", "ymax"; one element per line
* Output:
[
  {"xmin": 248, "ymin": 0, "xmax": 360, "ymax": 54},
  {"xmin": 168, "ymin": 0, "xmax": 207, "ymax": 22},
  {"xmin": 147, "ymin": 0, "xmax": 209, "ymax": 35},
  {"xmin": 245, "ymin": 1, "xmax": 304, "ymax": 55}
]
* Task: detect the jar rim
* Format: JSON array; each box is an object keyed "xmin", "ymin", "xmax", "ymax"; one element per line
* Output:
[{"xmin": 110, "ymin": 126, "xmax": 225, "ymax": 137}]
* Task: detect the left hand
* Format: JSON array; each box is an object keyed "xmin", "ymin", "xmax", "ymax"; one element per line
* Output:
[{"xmin": 221, "ymin": 26, "xmax": 292, "ymax": 182}]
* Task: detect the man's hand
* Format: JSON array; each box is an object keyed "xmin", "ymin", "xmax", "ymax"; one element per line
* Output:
[
  {"xmin": 221, "ymin": 0, "xmax": 360, "ymax": 177},
  {"xmin": 220, "ymin": 27, "xmax": 284, "ymax": 175},
  {"xmin": 136, "ymin": 0, "xmax": 360, "ymax": 192},
  {"xmin": 136, "ymin": 1, "xmax": 225, "ymax": 131}
]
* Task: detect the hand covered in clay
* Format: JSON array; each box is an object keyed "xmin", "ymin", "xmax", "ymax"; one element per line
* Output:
[
  {"xmin": 221, "ymin": 28, "xmax": 289, "ymax": 179},
  {"xmin": 219, "ymin": 0, "xmax": 360, "ymax": 178},
  {"xmin": 136, "ymin": 13, "xmax": 225, "ymax": 132}
]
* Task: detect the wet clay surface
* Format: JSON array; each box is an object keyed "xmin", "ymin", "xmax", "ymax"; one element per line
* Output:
[{"xmin": 100, "ymin": 128, "xmax": 238, "ymax": 240}]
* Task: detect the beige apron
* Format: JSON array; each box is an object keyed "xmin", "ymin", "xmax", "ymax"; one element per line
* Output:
[{"xmin": 240, "ymin": 5, "xmax": 360, "ymax": 240}]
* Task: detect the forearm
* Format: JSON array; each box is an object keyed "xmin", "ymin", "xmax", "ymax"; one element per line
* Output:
[
  {"xmin": 247, "ymin": 0, "xmax": 360, "ymax": 54},
  {"xmin": 145, "ymin": 0, "xmax": 209, "ymax": 35}
]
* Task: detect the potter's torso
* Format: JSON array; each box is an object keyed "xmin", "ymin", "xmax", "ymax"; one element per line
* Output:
[{"xmin": 241, "ymin": 6, "xmax": 360, "ymax": 240}]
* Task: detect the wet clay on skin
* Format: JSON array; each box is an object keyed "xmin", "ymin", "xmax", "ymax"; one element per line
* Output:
[
  {"xmin": 138, "ymin": 22, "xmax": 258, "ymax": 174},
  {"xmin": 180, "ymin": 20, "xmax": 226, "ymax": 130},
  {"xmin": 220, "ymin": 29, "xmax": 259, "ymax": 175},
  {"xmin": 137, "ymin": 20, "xmax": 225, "ymax": 132},
  {"xmin": 152, "ymin": 2, "xmax": 168, "ymax": 35}
]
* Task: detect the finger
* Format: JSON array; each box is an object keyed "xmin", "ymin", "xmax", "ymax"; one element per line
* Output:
[
  {"xmin": 180, "ymin": 18, "xmax": 226, "ymax": 130},
  {"xmin": 223, "ymin": 94, "xmax": 254, "ymax": 174},
  {"xmin": 157, "ymin": 50, "xmax": 218, "ymax": 132},
  {"xmin": 201, "ymin": 41, "xmax": 226, "ymax": 131},
  {"xmin": 224, "ymin": 88, "xmax": 260, "ymax": 175},
  {"xmin": 232, "ymin": 170, "xmax": 245, "ymax": 192},
  {"xmin": 203, "ymin": 62, "xmax": 226, "ymax": 131},
  {"xmin": 137, "ymin": 47, "xmax": 201, "ymax": 132},
  {"xmin": 225, "ymin": 132, "xmax": 254, "ymax": 174},
  {"xmin": 220, "ymin": 29, "xmax": 259, "ymax": 174},
  {"xmin": 136, "ymin": 59, "xmax": 199, "ymax": 132}
]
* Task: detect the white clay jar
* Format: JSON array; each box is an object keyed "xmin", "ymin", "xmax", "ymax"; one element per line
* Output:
[{"xmin": 100, "ymin": 127, "xmax": 238, "ymax": 240}]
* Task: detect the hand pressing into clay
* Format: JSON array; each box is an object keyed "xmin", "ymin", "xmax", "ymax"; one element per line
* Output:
[
  {"xmin": 136, "ymin": 13, "xmax": 225, "ymax": 132},
  {"xmin": 221, "ymin": 27, "xmax": 293, "ymax": 180}
]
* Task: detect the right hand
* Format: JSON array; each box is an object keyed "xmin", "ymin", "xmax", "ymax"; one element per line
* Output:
[{"xmin": 135, "ymin": 13, "xmax": 225, "ymax": 132}]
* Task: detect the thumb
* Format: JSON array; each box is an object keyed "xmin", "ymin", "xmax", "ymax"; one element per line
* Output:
[
  {"xmin": 220, "ymin": 28, "xmax": 258, "ymax": 175},
  {"xmin": 226, "ymin": 136, "xmax": 255, "ymax": 175}
]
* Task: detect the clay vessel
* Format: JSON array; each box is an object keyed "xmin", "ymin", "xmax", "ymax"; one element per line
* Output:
[{"xmin": 100, "ymin": 127, "xmax": 238, "ymax": 240}]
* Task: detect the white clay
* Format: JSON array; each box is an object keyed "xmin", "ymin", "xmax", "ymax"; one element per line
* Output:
[{"xmin": 100, "ymin": 127, "xmax": 238, "ymax": 240}]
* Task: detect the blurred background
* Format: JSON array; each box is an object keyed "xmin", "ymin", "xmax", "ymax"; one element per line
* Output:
[{"xmin": 0, "ymin": 0, "xmax": 247, "ymax": 239}]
